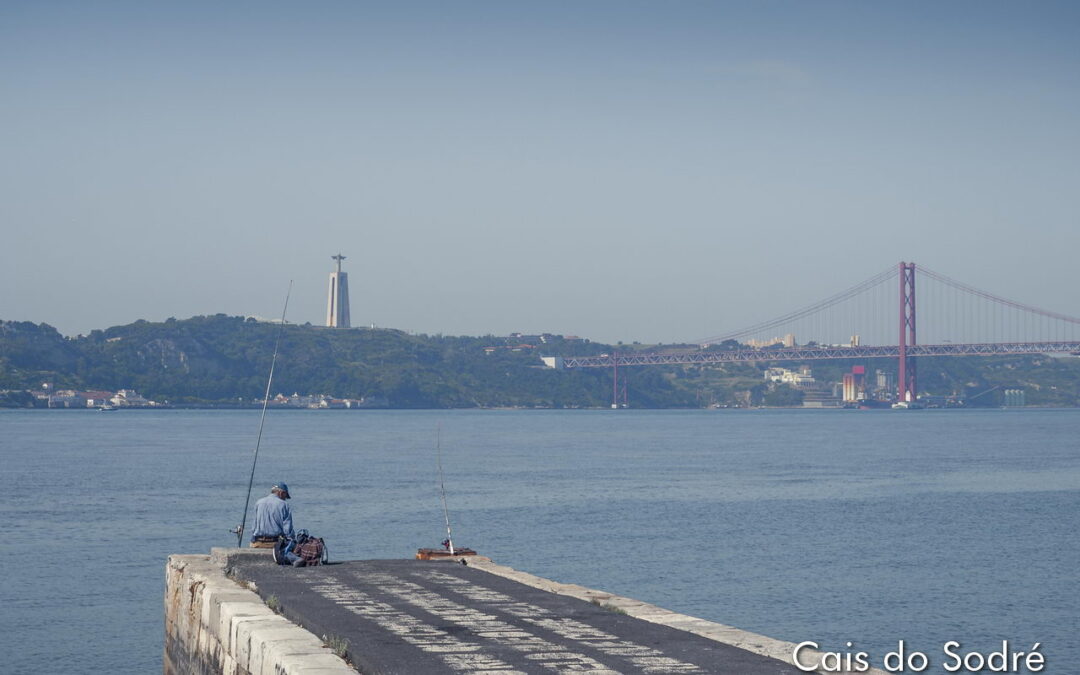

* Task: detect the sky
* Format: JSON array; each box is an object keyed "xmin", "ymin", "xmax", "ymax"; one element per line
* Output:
[{"xmin": 3, "ymin": 1, "xmax": 1079, "ymax": 344}]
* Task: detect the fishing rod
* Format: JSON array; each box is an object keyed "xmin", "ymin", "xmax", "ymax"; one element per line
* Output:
[
  {"xmin": 233, "ymin": 281, "xmax": 293, "ymax": 547},
  {"xmin": 436, "ymin": 424, "xmax": 455, "ymax": 556}
]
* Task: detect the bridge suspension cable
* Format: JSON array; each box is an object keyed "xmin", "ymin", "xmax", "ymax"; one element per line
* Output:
[
  {"xmin": 698, "ymin": 265, "xmax": 897, "ymax": 346},
  {"xmin": 918, "ymin": 265, "xmax": 1080, "ymax": 325}
]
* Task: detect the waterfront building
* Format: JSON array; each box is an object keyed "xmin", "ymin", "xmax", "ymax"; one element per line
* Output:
[
  {"xmin": 111, "ymin": 389, "xmax": 152, "ymax": 407},
  {"xmin": 764, "ymin": 365, "xmax": 816, "ymax": 387},
  {"xmin": 48, "ymin": 390, "xmax": 87, "ymax": 408},
  {"xmin": 841, "ymin": 366, "xmax": 867, "ymax": 402},
  {"xmin": 800, "ymin": 388, "xmax": 842, "ymax": 408},
  {"xmin": 83, "ymin": 390, "xmax": 115, "ymax": 407},
  {"xmin": 326, "ymin": 253, "xmax": 351, "ymax": 328},
  {"xmin": 842, "ymin": 373, "xmax": 857, "ymax": 402},
  {"xmin": 874, "ymin": 369, "xmax": 896, "ymax": 400}
]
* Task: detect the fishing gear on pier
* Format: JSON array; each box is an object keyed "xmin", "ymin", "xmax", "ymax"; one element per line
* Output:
[
  {"xmin": 234, "ymin": 281, "xmax": 293, "ymax": 547},
  {"xmin": 416, "ymin": 425, "xmax": 478, "ymax": 560}
]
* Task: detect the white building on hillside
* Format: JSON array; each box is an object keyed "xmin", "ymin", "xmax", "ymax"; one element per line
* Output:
[
  {"xmin": 112, "ymin": 389, "xmax": 151, "ymax": 407},
  {"xmin": 764, "ymin": 366, "xmax": 816, "ymax": 387}
]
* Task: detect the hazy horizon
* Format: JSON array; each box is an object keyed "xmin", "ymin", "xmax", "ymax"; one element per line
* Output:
[{"xmin": 4, "ymin": 2, "xmax": 1079, "ymax": 343}]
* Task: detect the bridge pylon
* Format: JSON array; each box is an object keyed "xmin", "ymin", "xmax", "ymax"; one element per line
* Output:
[
  {"xmin": 898, "ymin": 261, "xmax": 917, "ymax": 402},
  {"xmin": 610, "ymin": 352, "xmax": 628, "ymax": 408}
]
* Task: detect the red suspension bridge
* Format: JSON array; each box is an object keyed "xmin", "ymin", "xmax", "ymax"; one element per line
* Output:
[{"xmin": 545, "ymin": 262, "xmax": 1080, "ymax": 404}]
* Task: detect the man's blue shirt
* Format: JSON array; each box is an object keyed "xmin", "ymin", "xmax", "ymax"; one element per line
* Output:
[{"xmin": 251, "ymin": 494, "xmax": 294, "ymax": 540}]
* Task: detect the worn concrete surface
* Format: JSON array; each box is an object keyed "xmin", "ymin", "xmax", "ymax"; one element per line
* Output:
[
  {"xmin": 229, "ymin": 553, "xmax": 858, "ymax": 674},
  {"xmin": 467, "ymin": 558, "xmax": 873, "ymax": 673}
]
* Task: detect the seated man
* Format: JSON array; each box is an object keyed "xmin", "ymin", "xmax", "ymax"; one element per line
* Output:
[{"xmin": 250, "ymin": 482, "xmax": 304, "ymax": 566}]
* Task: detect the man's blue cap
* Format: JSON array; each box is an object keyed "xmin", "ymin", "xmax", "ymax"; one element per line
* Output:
[{"xmin": 273, "ymin": 482, "xmax": 290, "ymax": 497}]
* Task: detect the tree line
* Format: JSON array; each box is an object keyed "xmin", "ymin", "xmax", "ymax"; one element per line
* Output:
[{"xmin": 2, "ymin": 316, "xmax": 1078, "ymax": 408}]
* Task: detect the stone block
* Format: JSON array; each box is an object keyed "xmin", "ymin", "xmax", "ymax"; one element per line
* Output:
[
  {"xmin": 218, "ymin": 600, "xmax": 269, "ymax": 652},
  {"xmin": 256, "ymin": 636, "xmax": 331, "ymax": 675},
  {"xmin": 274, "ymin": 652, "xmax": 356, "ymax": 674},
  {"xmin": 248, "ymin": 626, "xmax": 312, "ymax": 674},
  {"xmin": 233, "ymin": 616, "xmax": 292, "ymax": 669}
]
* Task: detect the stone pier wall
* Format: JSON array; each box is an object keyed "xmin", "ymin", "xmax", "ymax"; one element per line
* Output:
[{"xmin": 164, "ymin": 548, "xmax": 354, "ymax": 675}]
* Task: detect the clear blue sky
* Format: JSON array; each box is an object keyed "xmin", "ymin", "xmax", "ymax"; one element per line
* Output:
[{"xmin": 3, "ymin": 1, "xmax": 1078, "ymax": 343}]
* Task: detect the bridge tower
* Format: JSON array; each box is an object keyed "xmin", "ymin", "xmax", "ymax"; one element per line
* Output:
[
  {"xmin": 610, "ymin": 352, "xmax": 628, "ymax": 409},
  {"xmin": 897, "ymin": 261, "xmax": 917, "ymax": 402},
  {"xmin": 613, "ymin": 354, "xmax": 619, "ymax": 409}
]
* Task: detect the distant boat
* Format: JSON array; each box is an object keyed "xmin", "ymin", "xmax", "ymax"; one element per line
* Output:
[
  {"xmin": 858, "ymin": 399, "xmax": 891, "ymax": 410},
  {"xmin": 891, "ymin": 401, "xmax": 924, "ymax": 410},
  {"xmin": 99, "ymin": 405, "xmax": 118, "ymax": 412}
]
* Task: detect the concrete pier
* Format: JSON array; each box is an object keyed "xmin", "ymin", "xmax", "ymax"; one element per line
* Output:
[
  {"xmin": 166, "ymin": 548, "xmax": 882, "ymax": 674},
  {"xmin": 164, "ymin": 548, "xmax": 354, "ymax": 675}
]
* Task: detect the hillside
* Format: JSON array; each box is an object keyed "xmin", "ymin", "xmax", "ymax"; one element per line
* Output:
[
  {"xmin": 0, "ymin": 316, "xmax": 691, "ymax": 408},
  {"xmin": 2, "ymin": 316, "xmax": 1080, "ymax": 408}
]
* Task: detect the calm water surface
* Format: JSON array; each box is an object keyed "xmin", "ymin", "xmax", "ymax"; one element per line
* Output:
[{"xmin": 1, "ymin": 408, "xmax": 1077, "ymax": 673}]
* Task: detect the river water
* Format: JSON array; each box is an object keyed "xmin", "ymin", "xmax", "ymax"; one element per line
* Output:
[{"xmin": 1, "ymin": 408, "xmax": 1076, "ymax": 673}]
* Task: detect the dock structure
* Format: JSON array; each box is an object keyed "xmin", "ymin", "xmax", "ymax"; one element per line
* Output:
[{"xmin": 167, "ymin": 548, "xmax": 879, "ymax": 674}]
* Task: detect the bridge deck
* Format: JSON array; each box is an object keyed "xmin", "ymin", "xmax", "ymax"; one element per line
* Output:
[
  {"xmin": 553, "ymin": 342, "xmax": 1080, "ymax": 368},
  {"xmin": 229, "ymin": 554, "xmax": 801, "ymax": 674}
]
